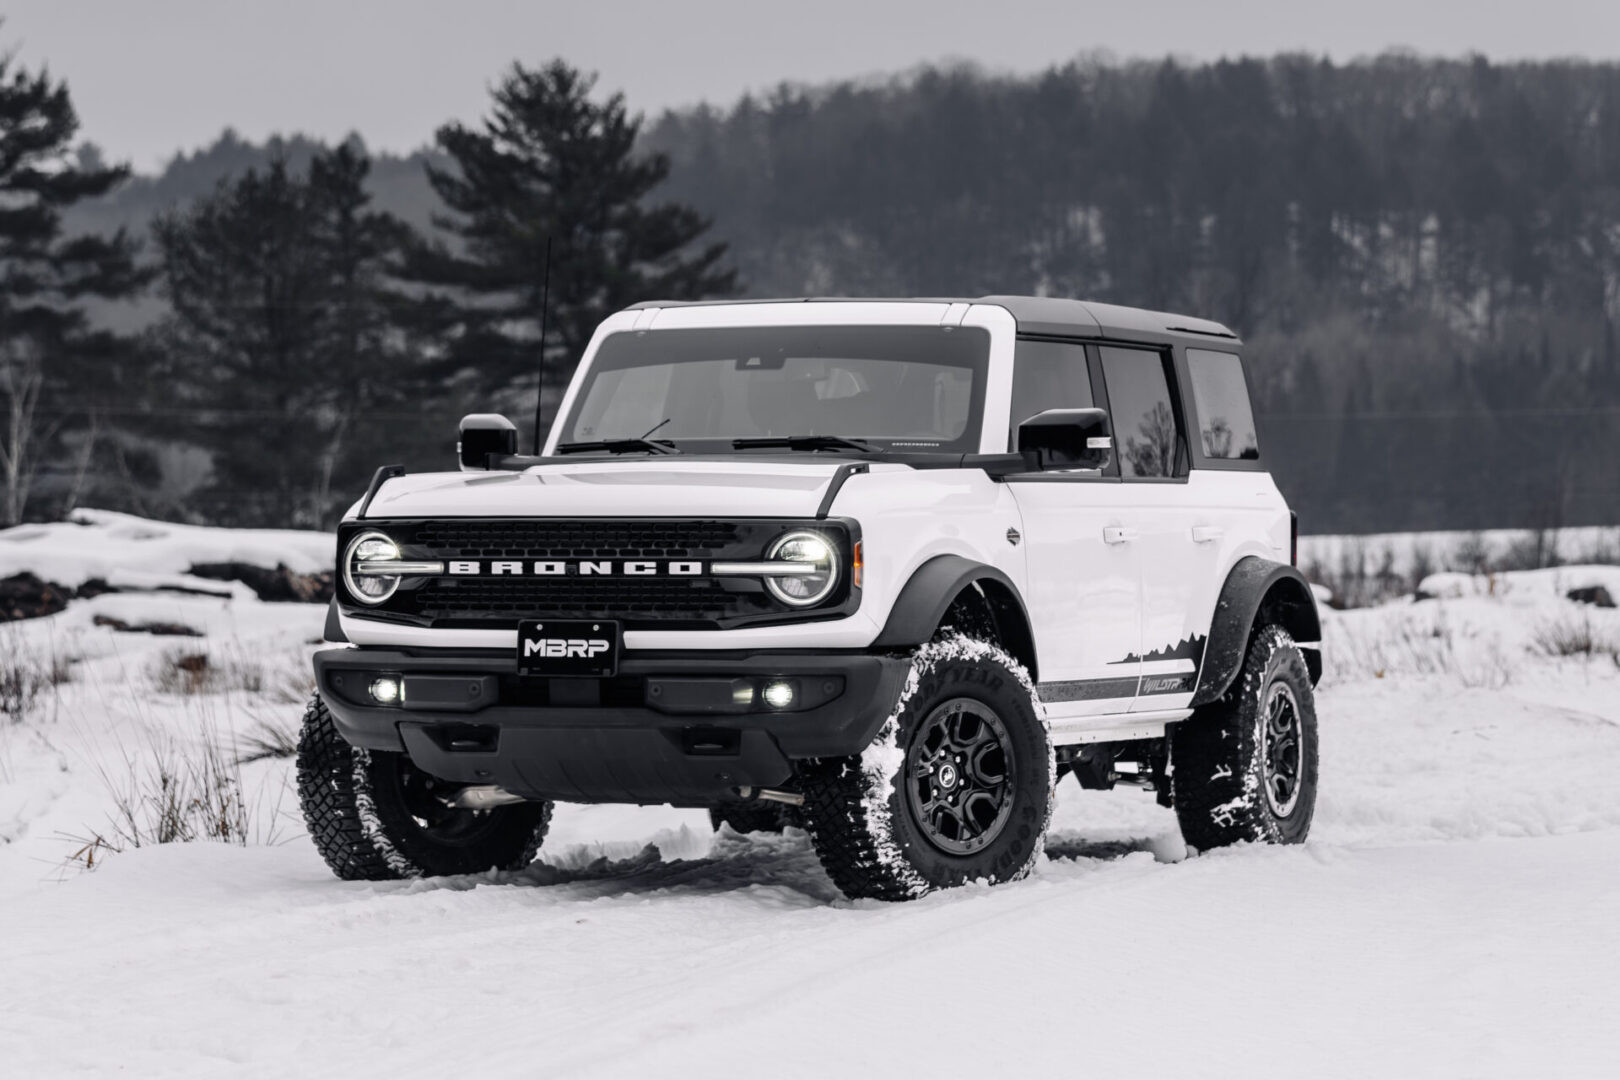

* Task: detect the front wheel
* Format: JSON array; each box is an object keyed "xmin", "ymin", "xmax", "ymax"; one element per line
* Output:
[
  {"xmin": 295, "ymin": 695, "xmax": 553, "ymax": 880},
  {"xmin": 799, "ymin": 637, "xmax": 1054, "ymax": 901},
  {"xmin": 1169, "ymin": 625, "xmax": 1319, "ymax": 851}
]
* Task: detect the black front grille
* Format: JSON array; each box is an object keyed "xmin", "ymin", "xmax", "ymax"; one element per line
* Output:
[
  {"xmin": 341, "ymin": 517, "xmax": 857, "ymax": 631},
  {"xmin": 411, "ymin": 576, "xmax": 755, "ymax": 625},
  {"xmin": 410, "ymin": 520, "xmax": 743, "ymax": 561}
]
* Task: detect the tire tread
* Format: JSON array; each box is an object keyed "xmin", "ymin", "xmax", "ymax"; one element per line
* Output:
[{"xmin": 1170, "ymin": 624, "xmax": 1317, "ymax": 851}]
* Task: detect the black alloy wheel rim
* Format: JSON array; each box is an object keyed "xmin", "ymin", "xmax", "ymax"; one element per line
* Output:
[
  {"xmin": 390, "ymin": 756, "xmax": 503, "ymax": 844},
  {"xmin": 1262, "ymin": 681, "xmax": 1304, "ymax": 818},
  {"xmin": 904, "ymin": 697, "xmax": 1017, "ymax": 855}
]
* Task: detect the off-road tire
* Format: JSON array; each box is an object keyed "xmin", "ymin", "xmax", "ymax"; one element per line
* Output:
[
  {"xmin": 295, "ymin": 694, "xmax": 552, "ymax": 880},
  {"xmin": 708, "ymin": 801, "xmax": 801, "ymax": 835},
  {"xmin": 1169, "ymin": 624, "xmax": 1318, "ymax": 851},
  {"xmin": 799, "ymin": 637, "xmax": 1054, "ymax": 901}
]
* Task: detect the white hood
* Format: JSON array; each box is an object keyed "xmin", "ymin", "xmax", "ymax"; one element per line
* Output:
[{"xmin": 354, "ymin": 459, "xmax": 856, "ymax": 520}]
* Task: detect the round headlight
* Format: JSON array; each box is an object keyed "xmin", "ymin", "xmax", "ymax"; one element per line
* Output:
[
  {"xmin": 765, "ymin": 530, "xmax": 839, "ymax": 608},
  {"xmin": 342, "ymin": 531, "xmax": 402, "ymax": 605}
]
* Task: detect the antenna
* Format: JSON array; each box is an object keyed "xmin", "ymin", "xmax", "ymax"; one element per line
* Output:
[{"xmin": 532, "ymin": 236, "xmax": 553, "ymax": 455}]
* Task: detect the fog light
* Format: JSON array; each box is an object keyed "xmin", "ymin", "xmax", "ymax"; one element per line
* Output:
[
  {"xmin": 762, "ymin": 681, "xmax": 795, "ymax": 709},
  {"xmin": 370, "ymin": 677, "xmax": 402, "ymax": 705}
]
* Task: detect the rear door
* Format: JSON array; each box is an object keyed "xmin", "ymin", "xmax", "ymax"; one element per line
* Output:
[
  {"xmin": 1005, "ymin": 339, "xmax": 1141, "ymax": 715},
  {"xmin": 1174, "ymin": 346, "xmax": 1279, "ymax": 703},
  {"xmin": 1093, "ymin": 345, "xmax": 1205, "ymax": 709}
]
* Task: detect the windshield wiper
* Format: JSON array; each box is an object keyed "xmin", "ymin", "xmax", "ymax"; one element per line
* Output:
[
  {"xmin": 555, "ymin": 437, "xmax": 678, "ymax": 456},
  {"xmin": 732, "ymin": 435, "xmax": 876, "ymax": 453},
  {"xmin": 556, "ymin": 418, "xmax": 679, "ymax": 456}
]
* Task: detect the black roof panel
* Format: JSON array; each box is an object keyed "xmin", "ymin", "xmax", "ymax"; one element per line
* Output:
[{"xmin": 622, "ymin": 295, "xmax": 1239, "ymax": 345}]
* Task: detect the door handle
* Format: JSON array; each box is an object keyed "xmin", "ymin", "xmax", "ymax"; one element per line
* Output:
[
  {"xmin": 1103, "ymin": 526, "xmax": 1138, "ymax": 545},
  {"xmin": 1191, "ymin": 526, "xmax": 1225, "ymax": 544}
]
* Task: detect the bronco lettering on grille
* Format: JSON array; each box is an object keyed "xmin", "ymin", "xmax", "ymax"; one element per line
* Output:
[{"xmin": 448, "ymin": 561, "xmax": 704, "ymax": 576}]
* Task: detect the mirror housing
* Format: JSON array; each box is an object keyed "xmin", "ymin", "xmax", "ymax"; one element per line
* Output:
[
  {"xmin": 1017, "ymin": 408, "xmax": 1113, "ymax": 471},
  {"xmin": 458, "ymin": 414, "xmax": 518, "ymax": 471}
]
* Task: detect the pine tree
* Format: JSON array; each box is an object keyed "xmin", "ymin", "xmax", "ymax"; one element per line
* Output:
[
  {"xmin": 152, "ymin": 142, "xmax": 418, "ymax": 526},
  {"xmin": 403, "ymin": 61, "xmax": 738, "ymax": 443},
  {"xmin": 0, "ymin": 48, "xmax": 146, "ymax": 523}
]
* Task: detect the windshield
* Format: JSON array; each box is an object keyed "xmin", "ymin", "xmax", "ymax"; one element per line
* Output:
[{"xmin": 559, "ymin": 325, "xmax": 990, "ymax": 453}]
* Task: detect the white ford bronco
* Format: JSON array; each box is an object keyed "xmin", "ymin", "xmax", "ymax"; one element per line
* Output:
[{"xmin": 297, "ymin": 296, "xmax": 1322, "ymax": 900}]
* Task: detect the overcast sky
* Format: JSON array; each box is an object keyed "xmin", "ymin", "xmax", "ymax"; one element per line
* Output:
[{"xmin": 8, "ymin": 0, "xmax": 1618, "ymax": 172}]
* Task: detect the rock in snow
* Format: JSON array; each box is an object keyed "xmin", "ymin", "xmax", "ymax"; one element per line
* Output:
[{"xmin": 0, "ymin": 571, "xmax": 71, "ymax": 621}]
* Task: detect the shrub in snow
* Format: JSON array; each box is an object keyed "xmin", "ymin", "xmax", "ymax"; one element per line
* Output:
[
  {"xmin": 148, "ymin": 647, "xmax": 311, "ymax": 702},
  {"xmin": 63, "ymin": 721, "xmax": 284, "ymax": 870},
  {"xmin": 0, "ymin": 645, "xmax": 70, "ymax": 721},
  {"xmin": 152, "ymin": 651, "xmax": 259, "ymax": 695},
  {"xmin": 1529, "ymin": 612, "xmax": 1618, "ymax": 661},
  {"xmin": 235, "ymin": 718, "xmax": 301, "ymax": 764},
  {"xmin": 1320, "ymin": 606, "xmax": 1514, "ymax": 689}
]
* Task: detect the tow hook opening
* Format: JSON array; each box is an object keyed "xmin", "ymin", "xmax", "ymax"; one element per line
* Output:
[
  {"xmin": 424, "ymin": 723, "xmax": 500, "ymax": 754},
  {"xmin": 682, "ymin": 727, "xmax": 742, "ymax": 756}
]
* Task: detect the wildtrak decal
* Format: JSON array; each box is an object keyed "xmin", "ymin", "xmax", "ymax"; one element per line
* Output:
[{"xmin": 1139, "ymin": 673, "xmax": 1195, "ymax": 695}]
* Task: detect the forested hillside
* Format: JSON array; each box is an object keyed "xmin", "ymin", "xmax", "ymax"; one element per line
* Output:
[
  {"xmin": 39, "ymin": 54, "xmax": 1620, "ymax": 532},
  {"xmin": 644, "ymin": 55, "xmax": 1620, "ymax": 533}
]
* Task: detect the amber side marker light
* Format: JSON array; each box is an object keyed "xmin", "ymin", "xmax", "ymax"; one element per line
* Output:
[{"xmin": 853, "ymin": 541, "xmax": 863, "ymax": 588}]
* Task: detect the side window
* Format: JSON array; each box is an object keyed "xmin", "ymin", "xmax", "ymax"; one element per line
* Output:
[
  {"xmin": 1009, "ymin": 340, "xmax": 1093, "ymax": 449},
  {"xmin": 1098, "ymin": 346, "xmax": 1183, "ymax": 479},
  {"xmin": 1186, "ymin": 348, "xmax": 1260, "ymax": 460}
]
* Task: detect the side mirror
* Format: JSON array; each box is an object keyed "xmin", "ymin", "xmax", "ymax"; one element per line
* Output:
[
  {"xmin": 458, "ymin": 413, "xmax": 518, "ymax": 471},
  {"xmin": 1017, "ymin": 408, "xmax": 1113, "ymax": 471}
]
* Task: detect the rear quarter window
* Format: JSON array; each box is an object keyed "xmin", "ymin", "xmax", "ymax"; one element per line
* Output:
[
  {"xmin": 1099, "ymin": 345, "xmax": 1183, "ymax": 479},
  {"xmin": 1186, "ymin": 349, "xmax": 1260, "ymax": 460}
]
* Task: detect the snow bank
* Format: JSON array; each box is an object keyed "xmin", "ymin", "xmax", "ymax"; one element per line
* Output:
[
  {"xmin": 1417, "ymin": 563, "xmax": 1620, "ymax": 601},
  {"xmin": 1299, "ymin": 525, "xmax": 1620, "ymax": 577},
  {"xmin": 0, "ymin": 508, "xmax": 332, "ymax": 588}
]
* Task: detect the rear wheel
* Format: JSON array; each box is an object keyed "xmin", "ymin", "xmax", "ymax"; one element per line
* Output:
[
  {"xmin": 295, "ymin": 695, "xmax": 552, "ymax": 880},
  {"xmin": 799, "ymin": 637, "xmax": 1053, "ymax": 901},
  {"xmin": 1169, "ymin": 625, "xmax": 1318, "ymax": 851}
]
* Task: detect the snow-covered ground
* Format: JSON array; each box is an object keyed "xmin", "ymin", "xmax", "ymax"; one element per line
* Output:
[{"xmin": 1, "ymin": 515, "xmax": 1618, "ymax": 1077}]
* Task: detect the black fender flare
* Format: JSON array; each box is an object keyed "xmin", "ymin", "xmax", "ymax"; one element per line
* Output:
[
  {"xmin": 324, "ymin": 599, "xmax": 348, "ymax": 643},
  {"xmin": 871, "ymin": 555, "xmax": 1039, "ymax": 681},
  {"xmin": 1190, "ymin": 556, "xmax": 1322, "ymax": 707}
]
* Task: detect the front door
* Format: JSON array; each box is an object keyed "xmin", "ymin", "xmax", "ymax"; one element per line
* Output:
[{"xmin": 1005, "ymin": 339, "xmax": 1141, "ymax": 717}]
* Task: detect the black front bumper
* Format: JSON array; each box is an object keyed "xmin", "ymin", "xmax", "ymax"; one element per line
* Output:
[{"xmin": 313, "ymin": 647, "xmax": 910, "ymax": 806}]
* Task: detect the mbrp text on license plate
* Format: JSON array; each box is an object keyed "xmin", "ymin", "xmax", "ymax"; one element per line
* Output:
[{"xmin": 516, "ymin": 619, "xmax": 620, "ymax": 677}]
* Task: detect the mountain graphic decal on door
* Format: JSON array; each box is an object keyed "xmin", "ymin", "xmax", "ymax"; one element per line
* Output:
[{"xmin": 1108, "ymin": 633, "xmax": 1206, "ymax": 667}]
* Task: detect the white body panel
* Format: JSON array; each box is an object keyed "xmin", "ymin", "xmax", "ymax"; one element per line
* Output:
[
  {"xmin": 363, "ymin": 458, "xmax": 852, "ymax": 521},
  {"xmin": 1122, "ymin": 470, "xmax": 1289, "ymax": 712},
  {"xmin": 1004, "ymin": 479, "xmax": 1141, "ymax": 714}
]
